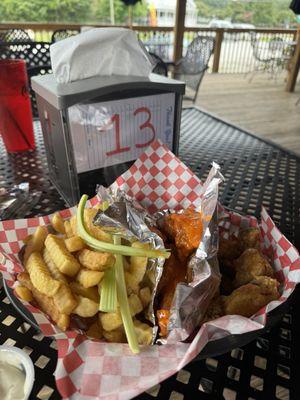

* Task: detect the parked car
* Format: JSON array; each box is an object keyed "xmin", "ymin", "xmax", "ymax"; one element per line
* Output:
[
  {"xmin": 233, "ymin": 23, "xmax": 255, "ymax": 30},
  {"xmin": 208, "ymin": 19, "xmax": 233, "ymax": 29}
]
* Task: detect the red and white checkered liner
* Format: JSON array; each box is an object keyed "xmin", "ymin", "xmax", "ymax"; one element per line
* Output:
[{"xmin": 0, "ymin": 140, "xmax": 299, "ymax": 400}]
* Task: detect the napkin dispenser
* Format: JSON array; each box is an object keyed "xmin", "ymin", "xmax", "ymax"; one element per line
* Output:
[{"xmin": 32, "ymin": 73, "xmax": 185, "ymax": 206}]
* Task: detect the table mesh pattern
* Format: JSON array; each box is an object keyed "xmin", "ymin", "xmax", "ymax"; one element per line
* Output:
[
  {"xmin": 0, "ymin": 108, "xmax": 299, "ymax": 399},
  {"xmin": 179, "ymin": 108, "xmax": 300, "ymax": 250}
]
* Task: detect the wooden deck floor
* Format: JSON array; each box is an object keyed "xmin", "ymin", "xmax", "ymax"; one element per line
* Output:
[{"xmin": 184, "ymin": 73, "xmax": 300, "ymax": 155}]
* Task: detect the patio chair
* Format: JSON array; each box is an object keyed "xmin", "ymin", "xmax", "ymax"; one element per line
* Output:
[
  {"xmin": 248, "ymin": 32, "xmax": 293, "ymax": 82},
  {"xmin": 51, "ymin": 29, "xmax": 80, "ymax": 43},
  {"xmin": 0, "ymin": 41, "xmax": 51, "ymax": 67},
  {"xmin": 149, "ymin": 52, "xmax": 168, "ymax": 76},
  {"xmin": 173, "ymin": 36, "xmax": 215, "ymax": 103},
  {"xmin": 0, "ymin": 28, "xmax": 31, "ymax": 43}
]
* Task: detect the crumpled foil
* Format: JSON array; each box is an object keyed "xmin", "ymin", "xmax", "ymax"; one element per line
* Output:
[
  {"xmin": 93, "ymin": 162, "xmax": 223, "ymax": 344},
  {"xmin": 0, "ymin": 183, "xmax": 41, "ymax": 220}
]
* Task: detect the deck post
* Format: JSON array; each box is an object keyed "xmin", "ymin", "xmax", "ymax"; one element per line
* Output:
[
  {"xmin": 286, "ymin": 27, "xmax": 300, "ymax": 92},
  {"xmin": 212, "ymin": 28, "xmax": 224, "ymax": 73},
  {"xmin": 173, "ymin": 0, "xmax": 187, "ymax": 63}
]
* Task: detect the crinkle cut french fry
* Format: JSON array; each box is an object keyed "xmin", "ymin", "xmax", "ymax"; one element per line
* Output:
[
  {"xmin": 45, "ymin": 234, "xmax": 80, "ymax": 277},
  {"xmin": 26, "ymin": 252, "xmax": 61, "ymax": 296},
  {"xmin": 64, "ymin": 236, "xmax": 85, "ymax": 252},
  {"xmin": 78, "ymin": 249, "xmax": 115, "ymax": 271},
  {"xmin": 125, "ymin": 242, "xmax": 149, "ymax": 294},
  {"xmin": 99, "ymin": 293, "xmax": 143, "ymax": 331},
  {"xmin": 43, "ymin": 248, "xmax": 68, "ymax": 284},
  {"xmin": 139, "ymin": 286, "xmax": 152, "ymax": 308},
  {"xmin": 103, "ymin": 326, "xmax": 126, "ymax": 343},
  {"xmin": 51, "ymin": 212, "xmax": 66, "ymax": 234},
  {"xmin": 69, "ymin": 281, "xmax": 99, "ymax": 303},
  {"xmin": 72, "ymin": 295, "xmax": 98, "ymax": 317},
  {"xmin": 133, "ymin": 320, "xmax": 153, "ymax": 345},
  {"xmin": 17, "ymin": 272, "xmax": 70, "ymax": 331},
  {"xmin": 76, "ymin": 268, "xmax": 104, "ymax": 288},
  {"xmin": 53, "ymin": 284, "xmax": 78, "ymax": 314},
  {"xmin": 15, "ymin": 286, "xmax": 33, "ymax": 302},
  {"xmin": 24, "ymin": 225, "xmax": 48, "ymax": 265},
  {"xmin": 86, "ymin": 320, "xmax": 103, "ymax": 340},
  {"xmin": 64, "ymin": 220, "xmax": 74, "ymax": 238}
]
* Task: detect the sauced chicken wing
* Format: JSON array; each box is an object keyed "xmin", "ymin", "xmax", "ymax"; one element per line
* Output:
[
  {"xmin": 161, "ymin": 208, "xmax": 203, "ymax": 260},
  {"xmin": 233, "ymin": 248, "xmax": 274, "ymax": 287},
  {"xmin": 223, "ymin": 276, "xmax": 280, "ymax": 318}
]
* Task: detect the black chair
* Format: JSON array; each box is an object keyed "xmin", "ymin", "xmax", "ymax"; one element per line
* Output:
[
  {"xmin": 0, "ymin": 41, "xmax": 51, "ymax": 67},
  {"xmin": 248, "ymin": 32, "xmax": 294, "ymax": 82},
  {"xmin": 51, "ymin": 29, "xmax": 80, "ymax": 43},
  {"xmin": 149, "ymin": 52, "xmax": 168, "ymax": 76},
  {"xmin": 0, "ymin": 28, "xmax": 31, "ymax": 43},
  {"xmin": 173, "ymin": 36, "xmax": 215, "ymax": 102}
]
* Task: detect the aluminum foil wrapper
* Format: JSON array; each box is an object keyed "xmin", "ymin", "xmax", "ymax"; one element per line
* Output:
[
  {"xmin": 93, "ymin": 185, "xmax": 166, "ymax": 343},
  {"xmin": 93, "ymin": 162, "xmax": 223, "ymax": 345},
  {"xmin": 156, "ymin": 163, "xmax": 224, "ymax": 344}
]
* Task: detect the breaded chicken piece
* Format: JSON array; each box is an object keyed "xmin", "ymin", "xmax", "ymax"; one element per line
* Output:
[
  {"xmin": 233, "ymin": 248, "xmax": 274, "ymax": 287},
  {"xmin": 238, "ymin": 228, "xmax": 261, "ymax": 252},
  {"xmin": 219, "ymin": 235, "xmax": 241, "ymax": 261},
  {"xmin": 223, "ymin": 276, "xmax": 280, "ymax": 318}
]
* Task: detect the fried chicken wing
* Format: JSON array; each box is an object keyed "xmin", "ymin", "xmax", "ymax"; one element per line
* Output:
[
  {"xmin": 161, "ymin": 208, "xmax": 203, "ymax": 260},
  {"xmin": 218, "ymin": 236, "xmax": 241, "ymax": 276},
  {"xmin": 233, "ymin": 248, "xmax": 274, "ymax": 287},
  {"xmin": 203, "ymin": 295, "xmax": 225, "ymax": 322},
  {"xmin": 238, "ymin": 228, "xmax": 261, "ymax": 252},
  {"xmin": 223, "ymin": 276, "xmax": 280, "ymax": 318}
]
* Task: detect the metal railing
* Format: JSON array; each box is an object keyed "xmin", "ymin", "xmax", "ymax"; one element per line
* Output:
[{"xmin": 0, "ymin": 23, "xmax": 297, "ymax": 74}]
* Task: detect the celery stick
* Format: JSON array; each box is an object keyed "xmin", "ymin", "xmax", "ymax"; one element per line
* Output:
[
  {"xmin": 99, "ymin": 266, "xmax": 117, "ymax": 312},
  {"xmin": 77, "ymin": 195, "xmax": 170, "ymax": 259},
  {"xmin": 114, "ymin": 236, "xmax": 139, "ymax": 354}
]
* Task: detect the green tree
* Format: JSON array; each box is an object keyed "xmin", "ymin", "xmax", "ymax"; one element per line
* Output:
[
  {"xmin": 0, "ymin": 0, "xmax": 92, "ymax": 23},
  {"xmin": 92, "ymin": 0, "xmax": 148, "ymax": 24}
]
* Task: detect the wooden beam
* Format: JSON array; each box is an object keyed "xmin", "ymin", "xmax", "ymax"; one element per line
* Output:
[
  {"xmin": 173, "ymin": 0, "xmax": 187, "ymax": 63},
  {"xmin": 286, "ymin": 27, "xmax": 300, "ymax": 92},
  {"xmin": 212, "ymin": 29, "xmax": 224, "ymax": 73}
]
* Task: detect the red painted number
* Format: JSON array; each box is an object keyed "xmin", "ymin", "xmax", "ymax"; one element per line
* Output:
[
  {"xmin": 106, "ymin": 114, "xmax": 130, "ymax": 156},
  {"xmin": 134, "ymin": 107, "xmax": 156, "ymax": 148}
]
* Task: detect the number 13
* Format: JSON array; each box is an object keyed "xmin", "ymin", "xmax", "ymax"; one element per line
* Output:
[{"xmin": 106, "ymin": 107, "xmax": 156, "ymax": 157}]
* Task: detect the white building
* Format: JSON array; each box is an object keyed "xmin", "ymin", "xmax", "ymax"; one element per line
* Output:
[{"xmin": 147, "ymin": 0, "xmax": 198, "ymax": 27}]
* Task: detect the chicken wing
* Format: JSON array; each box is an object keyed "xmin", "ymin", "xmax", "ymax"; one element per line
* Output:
[
  {"xmin": 233, "ymin": 248, "xmax": 274, "ymax": 287},
  {"xmin": 238, "ymin": 228, "xmax": 261, "ymax": 252},
  {"xmin": 223, "ymin": 276, "xmax": 280, "ymax": 318}
]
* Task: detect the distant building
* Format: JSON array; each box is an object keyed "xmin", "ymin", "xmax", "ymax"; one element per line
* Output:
[{"xmin": 147, "ymin": 0, "xmax": 198, "ymax": 27}]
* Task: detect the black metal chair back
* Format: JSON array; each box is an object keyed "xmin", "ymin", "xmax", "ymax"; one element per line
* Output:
[
  {"xmin": 0, "ymin": 28, "xmax": 31, "ymax": 43},
  {"xmin": 51, "ymin": 29, "xmax": 80, "ymax": 43},
  {"xmin": 0, "ymin": 41, "xmax": 51, "ymax": 67},
  {"xmin": 174, "ymin": 35, "xmax": 215, "ymax": 102},
  {"xmin": 149, "ymin": 52, "xmax": 168, "ymax": 76}
]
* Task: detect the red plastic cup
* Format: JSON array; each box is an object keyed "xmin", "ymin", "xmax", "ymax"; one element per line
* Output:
[{"xmin": 0, "ymin": 59, "xmax": 35, "ymax": 152}]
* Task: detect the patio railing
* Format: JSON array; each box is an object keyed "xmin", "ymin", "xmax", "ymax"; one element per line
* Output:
[{"xmin": 0, "ymin": 22, "xmax": 297, "ymax": 74}]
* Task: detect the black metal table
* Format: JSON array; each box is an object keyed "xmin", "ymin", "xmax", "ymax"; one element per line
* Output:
[{"xmin": 0, "ymin": 107, "xmax": 299, "ymax": 400}]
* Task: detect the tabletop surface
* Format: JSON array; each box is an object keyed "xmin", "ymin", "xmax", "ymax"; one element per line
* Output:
[{"xmin": 0, "ymin": 107, "xmax": 299, "ymax": 400}]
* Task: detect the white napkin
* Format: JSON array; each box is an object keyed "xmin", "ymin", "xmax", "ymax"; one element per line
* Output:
[{"xmin": 50, "ymin": 28, "xmax": 153, "ymax": 83}]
